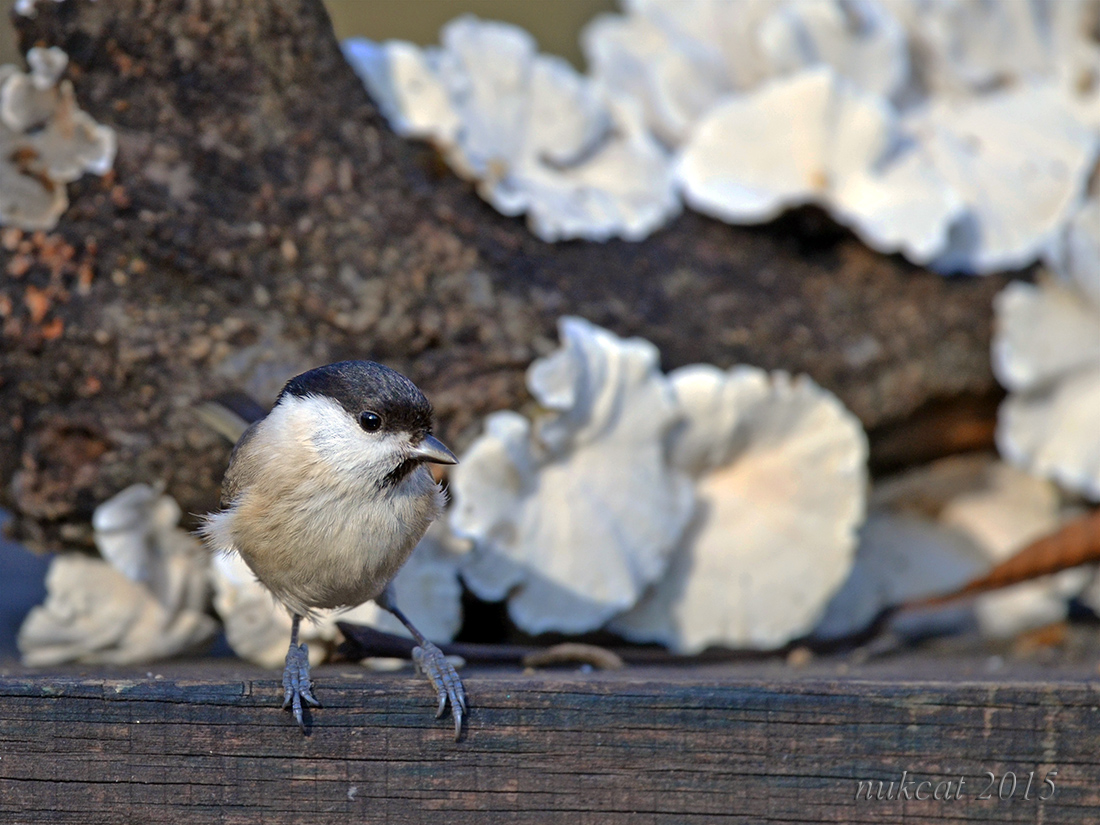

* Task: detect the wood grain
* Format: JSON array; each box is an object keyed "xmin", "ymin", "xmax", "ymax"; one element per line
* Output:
[{"xmin": 2, "ymin": 664, "xmax": 1099, "ymax": 823}]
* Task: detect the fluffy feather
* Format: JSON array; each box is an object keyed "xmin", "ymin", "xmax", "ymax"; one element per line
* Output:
[{"xmin": 201, "ymin": 390, "xmax": 445, "ymax": 619}]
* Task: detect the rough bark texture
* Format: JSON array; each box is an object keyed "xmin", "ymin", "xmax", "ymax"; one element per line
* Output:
[
  {"xmin": 1, "ymin": 0, "xmax": 1009, "ymax": 550},
  {"xmin": 1, "ymin": 661, "xmax": 1097, "ymax": 823}
]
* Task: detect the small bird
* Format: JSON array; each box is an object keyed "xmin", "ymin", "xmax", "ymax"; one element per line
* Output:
[{"xmin": 200, "ymin": 360, "xmax": 467, "ymax": 737}]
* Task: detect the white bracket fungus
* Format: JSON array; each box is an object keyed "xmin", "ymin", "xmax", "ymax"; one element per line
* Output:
[
  {"xmin": 343, "ymin": 16, "xmax": 680, "ymax": 243},
  {"xmin": 1047, "ymin": 193, "xmax": 1100, "ymax": 303},
  {"xmin": 342, "ymin": 38, "xmax": 461, "ymax": 144},
  {"xmin": 91, "ymin": 482, "xmax": 189, "ymax": 583},
  {"xmin": 1046, "ymin": 194, "xmax": 1100, "ymax": 306},
  {"xmin": 582, "ymin": 0, "xmax": 910, "ymax": 148},
  {"xmin": 756, "ymin": 0, "xmax": 909, "ymax": 100},
  {"xmin": 582, "ymin": 1, "xmax": 1098, "ymax": 268},
  {"xmin": 343, "ymin": 4, "xmax": 1096, "ymax": 265},
  {"xmin": 17, "ymin": 554, "xmax": 217, "ymax": 667},
  {"xmin": 813, "ymin": 511, "xmax": 988, "ymax": 640},
  {"xmin": 18, "ymin": 484, "xmax": 217, "ymax": 666},
  {"xmin": 450, "ymin": 316, "xmax": 696, "ymax": 635},
  {"xmin": 211, "ymin": 521, "xmax": 466, "ymax": 669},
  {"xmin": 993, "ymin": 235, "xmax": 1100, "ymax": 500},
  {"xmin": 675, "ymin": 67, "xmax": 962, "ymax": 263},
  {"xmin": 610, "ymin": 365, "xmax": 868, "ymax": 652},
  {"xmin": 816, "ymin": 456, "xmax": 1087, "ymax": 640},
  {"xmin": 0, "ymin": 47, "xmax": 117, "ymax": 230},
  {"xmin": 939, "ymin": 461, "xmax": 1090, "ymax": 637},
  {"xmin": 882, "ymin": 0, "xmax": 1100, "ymax": 101},
  {"xmin": 580, "ymin": 3, "xmax": 730, "ymax": 149},
  {"xmin": 913, "ymin": 83, "xmax": 1100, "ymax": 274}
]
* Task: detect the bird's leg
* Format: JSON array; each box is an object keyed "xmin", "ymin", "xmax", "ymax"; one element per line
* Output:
[
  {"xmin": 376, "ymin": 585, "xmax": 467, "ymax": 740},
  {"xmin": 281, "ymin": 613, "xmax": 320, "ymax": 730}
]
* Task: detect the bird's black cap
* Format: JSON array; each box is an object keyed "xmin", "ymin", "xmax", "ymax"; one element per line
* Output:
[{"xmin": 278, "ymin": 361, "xmax": 434, "ymax": 436}]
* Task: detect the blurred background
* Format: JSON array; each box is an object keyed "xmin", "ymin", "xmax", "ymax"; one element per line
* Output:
[
  {"xmin": 0, "ymin": 0, "xmax": 617, "ymax": 660},
  {"xmin": 2, "ymin": 0, "xmax": 1098, "ymax": 670},
  {"xmin": 0, "ymin": 0, "xmax": 615, "ymax": 66}
]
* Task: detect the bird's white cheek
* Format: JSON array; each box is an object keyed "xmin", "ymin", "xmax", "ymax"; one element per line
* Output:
[{"xmin": 312, "ymin": 423, "xmax": 406, "ymax": 482}]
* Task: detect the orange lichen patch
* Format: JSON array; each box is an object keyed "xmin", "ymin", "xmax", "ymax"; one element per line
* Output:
[
  {"xmin": 103, "ymin": 40, "xmax": 145, "ymax": 78},
  {"xmin": 10, "ymin": 418, "xmax": 112, "ymax": 520},
  {"xmin": 40, "ymin": 317, "xmax": 64, "ymax": 340},
  {"xmin": 35, "ymin": 233, "xmax": 77, "ymax": 278},
  {"xmin": 111, "ymin": 49, "xmax": 134, "ymax": 76},
  {"xmin": 2, "ymin": 230, "xmax": 100, "ymax": 334},
  {"xmin": 110, "ymin": 185, "xmax": 131, "ymax": 209},
  {"xmin": 6, "ymin": 255, "xmax": 32, "ymax": 277},
  {"xmin": 1, "ymin": 227, "xmax": 23, "ymax": 251},
  {"xmin": 24, "ymin": 284, "xmax": 51, "ymax": 323},
  {"xmin": 79, "ymin": 375, "xmax": 103, "ymax": 397}
]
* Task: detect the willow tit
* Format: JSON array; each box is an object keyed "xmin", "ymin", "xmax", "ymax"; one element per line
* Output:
[{"xmin": 200, "ymin": 361, "xmax": 466, "ymax": 737}]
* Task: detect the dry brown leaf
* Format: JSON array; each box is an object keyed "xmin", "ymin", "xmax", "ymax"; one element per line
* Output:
[{"xmin": 911, "ymin": 508, "xmax": 1100, "ymax": 606}]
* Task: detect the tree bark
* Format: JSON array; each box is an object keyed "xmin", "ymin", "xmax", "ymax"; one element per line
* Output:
[{"xmin": 2, "ymin": 0, "xmax": 1010, "ymax": 550}]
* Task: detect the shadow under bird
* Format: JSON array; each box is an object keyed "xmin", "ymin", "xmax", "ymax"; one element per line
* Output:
[{"xmin": 200, "ymin": 360, "xmax": 467, "ymax": 737}]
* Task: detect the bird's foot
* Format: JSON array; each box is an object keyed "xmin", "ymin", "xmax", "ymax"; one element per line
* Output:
[
  {"xmin": 412, "ymin": 641, "xmax": 467, "ymax": 740},
  {"xmin": 282, "ymin": 642, "xmax": 320, "ymax": 731}
]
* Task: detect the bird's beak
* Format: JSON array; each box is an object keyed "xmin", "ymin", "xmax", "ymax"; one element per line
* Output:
[{"xmin": 410, "ymin": 434, "xmax": 458, "ymax": 465}]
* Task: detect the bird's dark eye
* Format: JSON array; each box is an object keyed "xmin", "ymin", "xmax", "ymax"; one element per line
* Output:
[{"xmin": 359, "ymin": 411, "xmax": 383, "ymax": 433}]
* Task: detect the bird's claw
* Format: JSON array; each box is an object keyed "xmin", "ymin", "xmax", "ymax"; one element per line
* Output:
[
  {"xmin": 412, "ymin": 641, "xmax": 467, "ymax": 740},
  {"xmin": 282, "ymin": 642, "xmax": 320, "ymax": 731}
]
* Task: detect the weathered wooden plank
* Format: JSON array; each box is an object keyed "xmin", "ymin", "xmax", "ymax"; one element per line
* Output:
[{"xmin": 1, "ymin": 664, "xmax": 1099, "ymax": 823}]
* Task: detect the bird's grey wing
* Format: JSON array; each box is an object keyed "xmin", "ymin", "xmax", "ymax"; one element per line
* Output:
[{"xmin": 219, "ymin": 420, "xmax": 263, "ymax": 509}]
